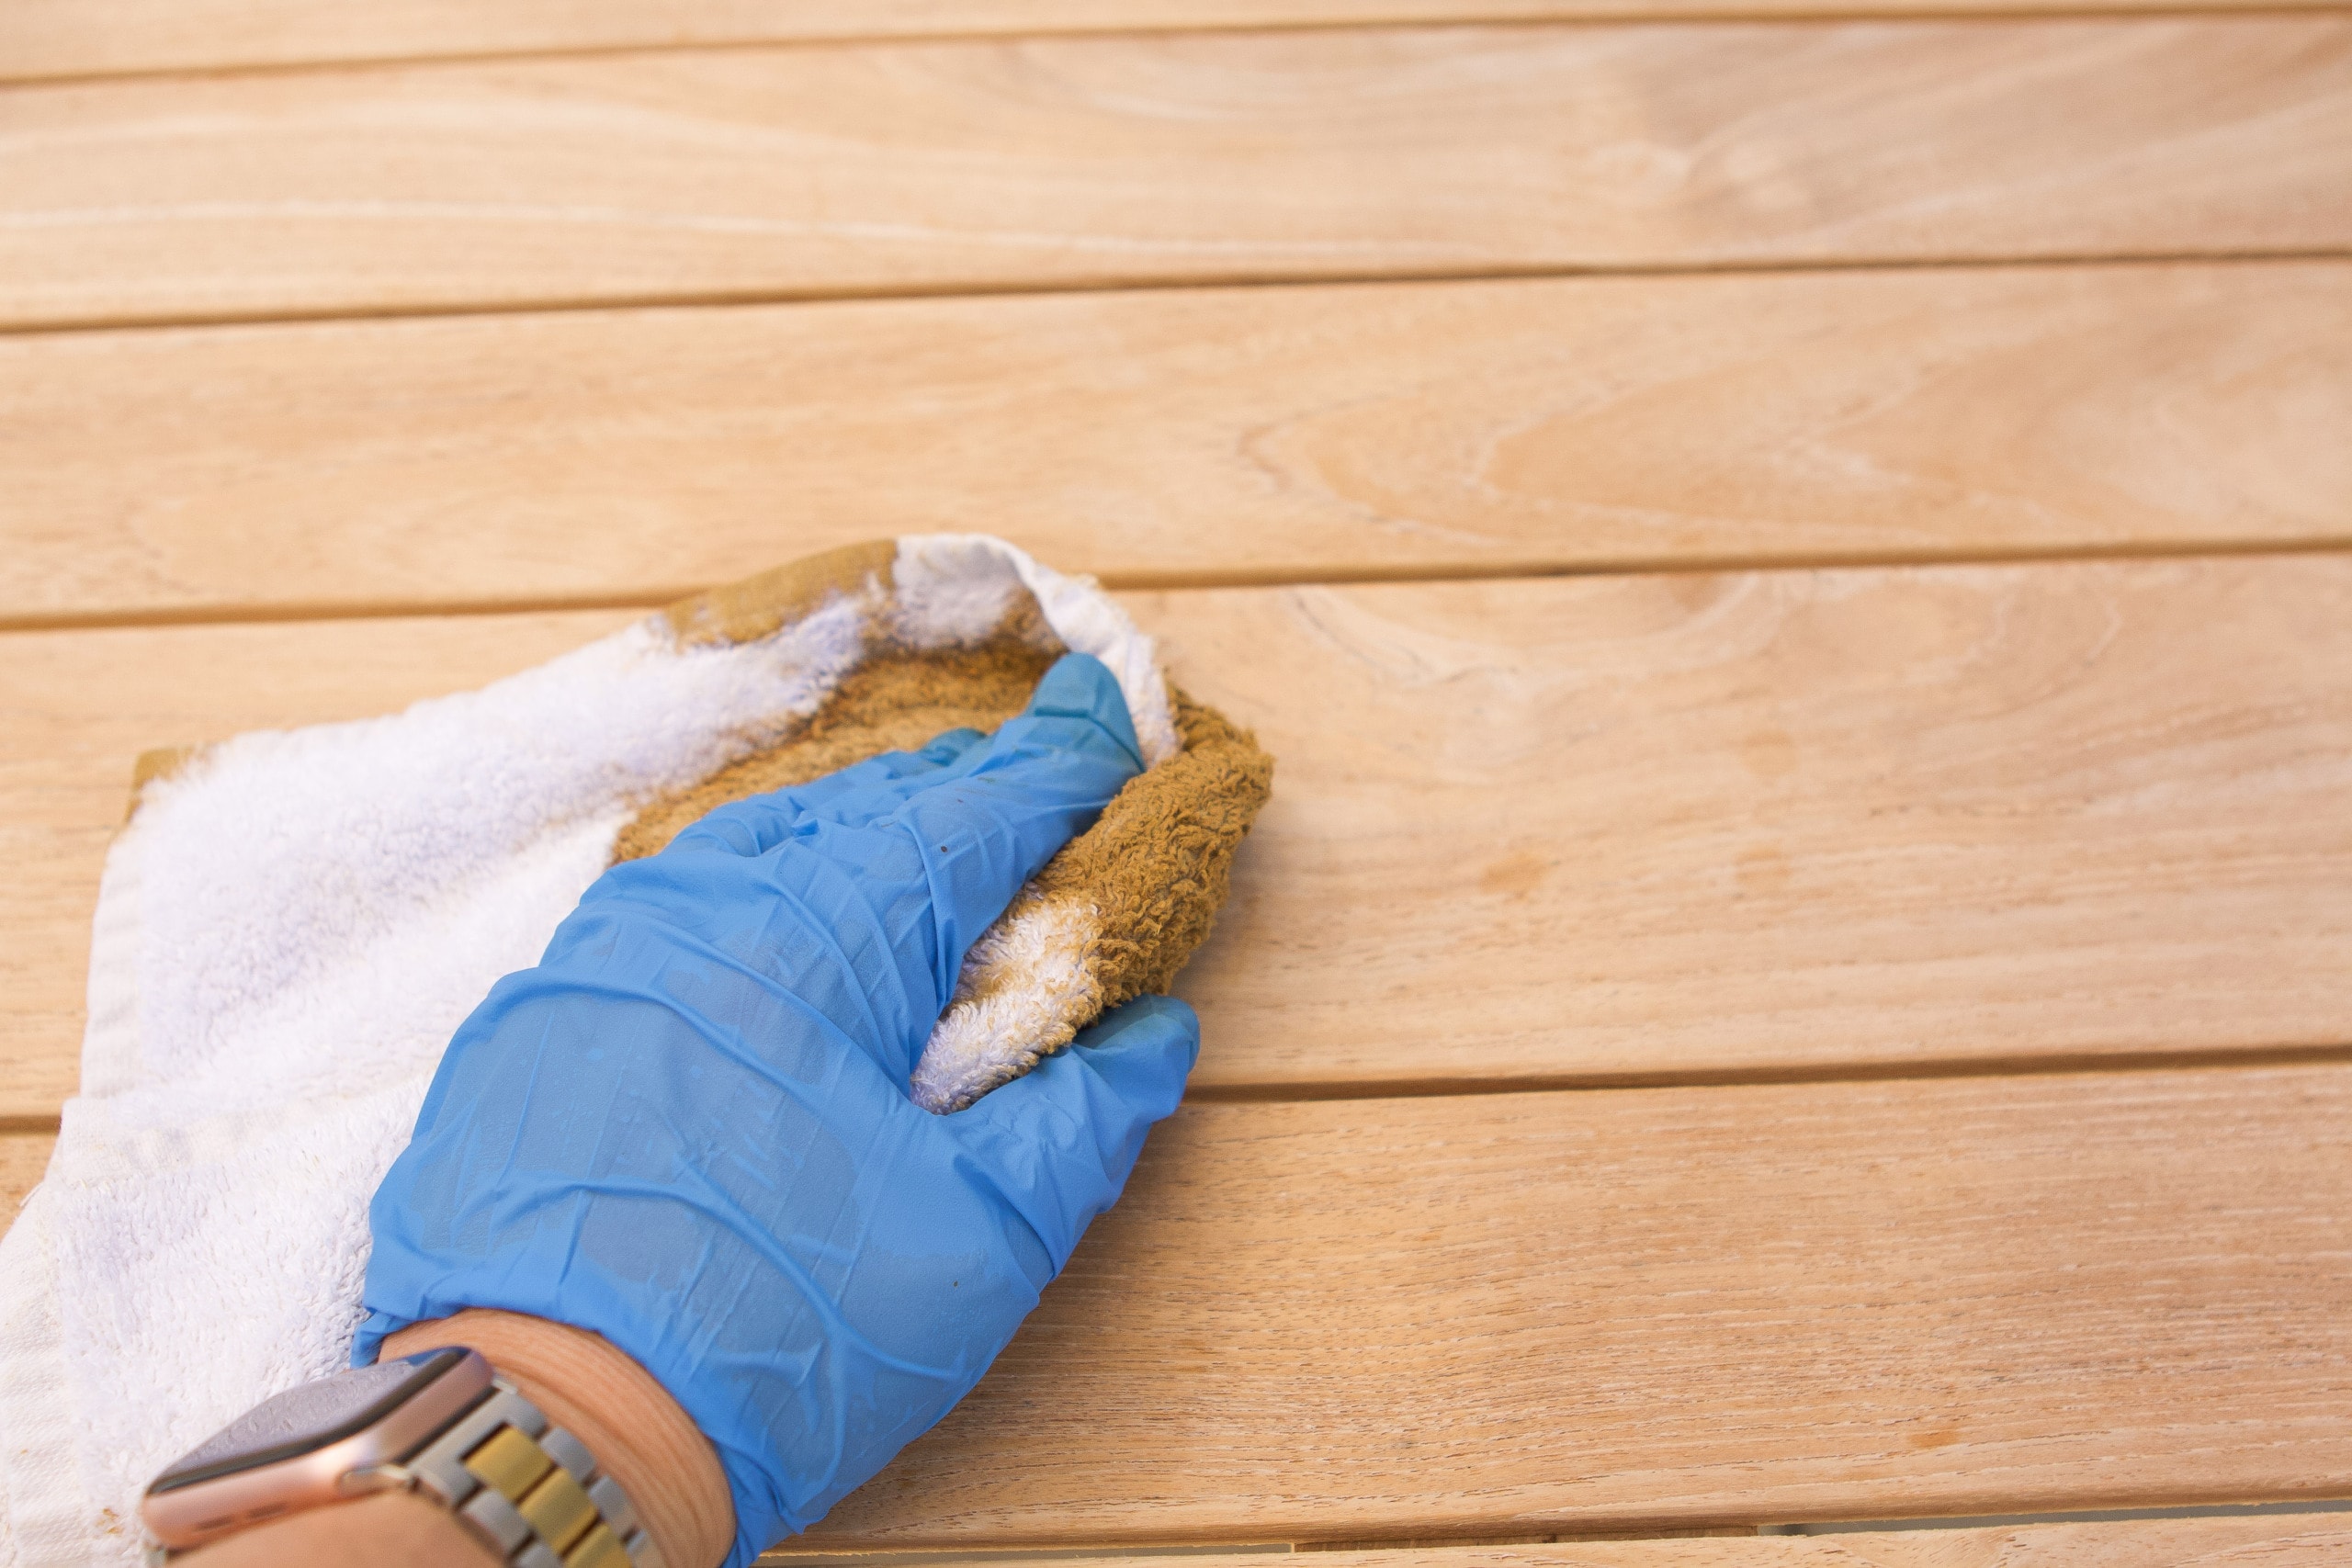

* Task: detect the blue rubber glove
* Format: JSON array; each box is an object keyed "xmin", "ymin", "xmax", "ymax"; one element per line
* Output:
[{"xmin": 356, "ymin": 653, "xmax": 1201, "ymax": 1567}]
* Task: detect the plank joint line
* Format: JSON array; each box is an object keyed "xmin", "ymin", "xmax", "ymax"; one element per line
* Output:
[
  {"xmin": 9, "ymin": 2, "xmax": 2352, "ymax": 92},
  {"xmin": 16, "ymin": 534, "xmax": 2352, "ymax": 637},
  {"xmin": 4, "ymin": 249, "xmax": 2347, "ymax": 344}
]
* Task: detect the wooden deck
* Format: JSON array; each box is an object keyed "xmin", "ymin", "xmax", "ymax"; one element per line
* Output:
[{"xmin": 3, "ymin": 2, "xmax": 2349, "ymax": 1564}]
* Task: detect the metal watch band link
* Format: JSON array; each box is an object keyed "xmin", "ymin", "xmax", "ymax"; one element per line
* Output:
[{"xmin": 403, "ymin": 1378, "xmax": 665, "ymax": 1568}]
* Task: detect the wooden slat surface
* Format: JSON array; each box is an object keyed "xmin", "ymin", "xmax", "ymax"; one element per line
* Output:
[
  {"xmin": 792, "ymin": 1520, "xmax": 2352, "ymax": 1566},
  {"xmin": 788, "ymin": 1065, "xmax": 2352, "ymax": 1543},
  {"xmin": 9, "ymin": 261, "xmax": 2352, "ymax": 626},
  {"xmin": 8, "ymin": 0, "xmax": 2335, "ymax": 88},
  {"xmin": 16, "ymin": 1074, "xmax": 2348, "ymax": 1544},
  {"xmin": 6, "ymin": 0, "xmax": 2342, "ymax": 1544},
  {"xmin": 16, "ymin": 1075, "xmax": 2352, "ymax": 1548},
  {"xmin": 11, "ymin": 558, "xmax": 2352, "ymax": 1117},
  {"xmin": 1153, "ymin": 561, "xmax": 2352, "ymax": 1096},
  {"xmin": 5, "ymin": 19, "xmax": 2349, "ymax": 332}
]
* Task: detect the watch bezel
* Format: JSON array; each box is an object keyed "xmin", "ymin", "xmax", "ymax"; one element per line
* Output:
[{"xmin": 140, "ymin": 1348, "xmax": 493, "ymax": 1551}]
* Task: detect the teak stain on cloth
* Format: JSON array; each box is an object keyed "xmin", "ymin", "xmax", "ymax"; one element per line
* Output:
[
  {"xmin": 612, "ymin": 638, "xmax": 1063, "ymax": 863},
  {"xmin": 626, "ymin": 547, "xmax": 1274, "ymax": 1107},
  {"xmin": 993, "ymin": 691, "xmax": 1275, "ymax": 1010},
  {"xmin": 84, "ymin": 538, "xmax": 1275, "ymax": 1127},
  {"xmin": 615, "ymin": 645, "xmax": 1276, "ymax": 1105},
  {"xmin": 123, "ymin": 745, "xmax": 197, "ymax": 821},
  {"xmin": 661, "ymin": 540, "xmax": 902, "ymax": 651}
]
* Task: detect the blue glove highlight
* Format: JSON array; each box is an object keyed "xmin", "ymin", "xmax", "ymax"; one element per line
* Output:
[{"xmin": 356, "ymin": 654, "xmax": 1202, "ymax": 1566}]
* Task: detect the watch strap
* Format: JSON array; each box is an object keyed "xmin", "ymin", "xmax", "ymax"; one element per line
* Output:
[{"xmin": 404, "ymin": 1376, "xmax": 664, "ymax": 1568}]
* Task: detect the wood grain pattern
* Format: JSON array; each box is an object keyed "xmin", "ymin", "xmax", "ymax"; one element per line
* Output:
[
  {"xmin": 1146, "ymin": 561, "xmax": 2352, "ymax": 1097},
  {"xmin": 8, "ymin": 0, "xmax": 2335, "ymax": 87},
  {"xmin": 791, "ymin": 1519, "xmax": 2352, "ymax": 1566},
  {"xmin": 9, "ymin": 558, "xmax": 2352, "ymax": 1115},
  {"xmin": 4, "ymin": 20, "xmax": 2348, "ymax": 331},
  {"xmin": 8, "ymin": 262, "xmax": 2352, "ymax": 626},
  {"xmin": 792, "ymin": 1066, "xmax": 2352, "ymax": 1541},
  {"xmin": 20, "ymin": 1070, "xmax": 2352, "ymax": 1541},
  {"xmin": 16, "ymin": 1071, "xmax": 2349, "ymax": 1540}
]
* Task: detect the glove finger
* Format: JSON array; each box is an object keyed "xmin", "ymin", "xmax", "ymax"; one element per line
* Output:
[
  {"xmin": 943, "ymin": 995, "xmax": 1200, "ymax": 1276},
  {"xmin": 672, "ymin": 654, "xmax": 1137, "ymax": 867},
  {"xmin": 605, "ymin": 656, "xmax": 1139, "ymax": 1090},
  {"xmin": 769, "ymin": 726, "xmax": 989, "ymax": 815},
  {"xmin": 663, "ymin": 726, "xmax": 989, "ymax": 859},
  {"xmin": 806, "ymin": 651, "xmax": 1142, "ymax": 831},
  {"xmin": 890, "ymin": 653, "xmax": 1145, "ymax": 1003}
]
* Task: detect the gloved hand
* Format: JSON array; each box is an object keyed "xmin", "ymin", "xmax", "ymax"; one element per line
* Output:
[{"xmin": 356, "ymin": 652, "xmax": 1201, "ymax": 1568}]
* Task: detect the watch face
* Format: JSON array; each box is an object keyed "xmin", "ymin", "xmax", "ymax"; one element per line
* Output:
[{"xmin": 148, "ymin": 1348, "xmax": 467, "ymax": 1494}]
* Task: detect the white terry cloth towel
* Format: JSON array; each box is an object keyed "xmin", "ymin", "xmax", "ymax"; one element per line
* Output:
[{"xmin": 0, "ymin": 536, "xmax": 1183, "ymax": 1567}]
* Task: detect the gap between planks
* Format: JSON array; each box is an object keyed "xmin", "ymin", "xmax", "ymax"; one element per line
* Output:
[
  {"xmin": 752, "ymin": 1513, "xmax": 2352, "ymax": 1564},
  {"xmin": 11, "ymin": 1046, "xmax": 2352, "ymax": 1138},
  {"xmin": 3, "ymin": 247, "xmax": 2348, "ymax": 343},
  {"xmin": 12, "ymin": 535, "xmax": 2352, "ymax": 637},
  {"xmin": 754, "ymin": 1517, "xmax": 2352, "ymax": 1564},
  {"xmin": 7, "ymin": 0, "xmax": 2347, "ymax": 89}
]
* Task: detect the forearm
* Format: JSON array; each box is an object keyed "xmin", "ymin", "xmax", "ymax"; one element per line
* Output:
[{"xmin": 182, "ymin": 1311, "xmax": 734, "ymax": 1568}]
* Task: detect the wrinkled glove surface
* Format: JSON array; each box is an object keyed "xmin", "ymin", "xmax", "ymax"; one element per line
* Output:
[{"xmin": 356, "ymin": 653, "xmax": 1201, "ymax": 1567}]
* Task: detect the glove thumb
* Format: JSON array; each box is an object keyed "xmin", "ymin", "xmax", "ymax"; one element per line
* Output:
[{"xmin": 944, "ymin": 995, "xmax": 1200, "ymax": 1276}]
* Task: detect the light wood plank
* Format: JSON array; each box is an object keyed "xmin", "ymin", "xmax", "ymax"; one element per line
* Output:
[
  {"xmin": 796, "ymin": 1066, "xmax": 2352, "ymax": 1541},
  {"xmin": 17, "ymin": 1072, "xmax": 2350, "ymax": 1545},
  {"xmin": 808, "ymin": 1519, "xmax": 2352, "ymax": 1566},
  {"xmin": 8, "ymin": 262, "xmax": 2352, "ymax": 626},
  {"xmin": 17, "ymin": 1073, "xmax": 2352, "ymax": 1541},
  {"xmin": 8, "ymin": 0, "xmax": 2335, "ymax": 88},
  {"xmin": 4, "ymin": 20, "xmax": 2347, "ymax": 331},
  {"xmin": 1150, "ymin": 561, "xmax": 2352, "ymax": 1097},
  {"xmin": 10, "ymin": 558, "xmax": 2352, "ymax": 1116}
]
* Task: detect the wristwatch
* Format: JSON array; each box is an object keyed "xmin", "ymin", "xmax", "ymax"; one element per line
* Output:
[{"xmin": 139, "ymin": 1347, "xmax": 662, "ymax": 1568}]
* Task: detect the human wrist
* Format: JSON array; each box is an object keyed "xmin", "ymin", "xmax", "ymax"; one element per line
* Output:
[
  {"xmin": 176, "ymin": 1488, "xmax": 499, "ymax": 1567},
  {"xmin": 382, "ymin": 1309, "xmax": 735, "ymax": 1568}
]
